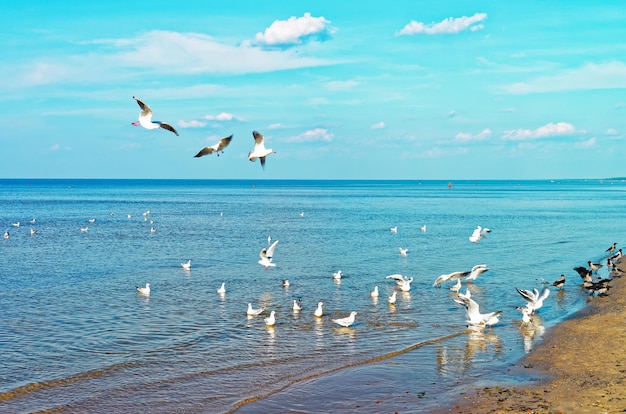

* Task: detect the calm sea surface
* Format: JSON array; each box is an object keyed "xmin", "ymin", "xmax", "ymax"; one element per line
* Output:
[{"xmin": 1, "ymin": 179, "xmax": 624, "ymax": 413}]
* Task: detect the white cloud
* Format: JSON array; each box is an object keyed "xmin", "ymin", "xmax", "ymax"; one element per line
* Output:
[
  {"xmin": 503, "ymin": 122, "xmax": 575, "ymax": 140},
  {"xmin": 253, "ymin": 12, "xmax": 335, "ymax": 48},
  {"xmin": 287, "ymin": 128, "xmax": 334, "ymax": 143},
  {"xmin": 268, "ymin": 123, "xmax": 287, "ymax": 130},
  {"xmin": 498, "ymin": 107, "xmax": 516, "ymax": 113},
  {"xmin": 455, "ymin": 128, "xmax": 491, "ymax": 142},
  {"xmin": 502, "ymin": 61, "xmax": 626, "ymax": 94},
  {"xmin": 50, "ymin": 144, "xmax": 60, "ymax": 151},
  {"xmin": 397, "ymin": 13, "xmax": 487, "ymax": 36},
  {"xmin": 204, "ymin": 112, "xmax": 238, "ymax": 121},
  {"xmin": 178, "ymin": 120, "xmax": 207, "ymax": 128},
  {"xmin": 576, "ymin": 137, "xmax": 596, "ymax": 148},
  {"xmin": 371, "ymin": 122, "xmax": 386, "ymax": 130},
  {"xmin": 607, "ymin": 128, "xmax": 619, "ymax": 135}
]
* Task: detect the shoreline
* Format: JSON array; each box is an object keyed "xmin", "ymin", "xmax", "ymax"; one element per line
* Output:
[{"xmin": 437, "ymin": 259, "xmax": 626, "ymax": 413}]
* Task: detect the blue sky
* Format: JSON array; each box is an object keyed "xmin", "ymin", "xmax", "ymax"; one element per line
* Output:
[{"xmin": 2, "ymin": 1, "xmax": 626, "ymax": 179}]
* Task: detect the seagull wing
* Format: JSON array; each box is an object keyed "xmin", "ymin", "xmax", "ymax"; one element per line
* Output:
[
  {"xmin": 217, "ymin": 135, "xmax": 233, "ymax": 151},
  {"xmin": 133, "ymin": 96, "xmax": 153, "ymax": 118},
  {"xmin": 266, "ymin": 240, "xmax": 279, "ymax": 259},
  {"xmin": 194, "ymin": 147, "xmax": 214, "ymax": 157},
  {"xmin": 158, "ymin": 122, "xmax": 179, "ymax": 136},
  {"xmin": 386, "ymin": 273, "xmax": 405, "ymax": 282}
]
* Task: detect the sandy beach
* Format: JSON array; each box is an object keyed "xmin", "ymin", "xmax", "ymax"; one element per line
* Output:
[{"xmin": 437, "ymin": 259, "xmax": 626, "ymax": 413}]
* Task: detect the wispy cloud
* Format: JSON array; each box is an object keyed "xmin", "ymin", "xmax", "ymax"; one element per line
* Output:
[
  {"xmin": 502, "ymin": 61, "xmax": 626, "ymax": 94},
  {"xmin": 371, "ymin": 122, "xmax": 386, "ymax": 130},
  {"xmin": 178, "ymin": 120, "xmax": 207, "ymax": 128},
  {"xmin": 607, "ymin": 128, "xmax": 619, "ymax": 135},
  {"xmin": 287, "ymin": 128, "xmax": 334, "ymax": 143},
  {"xmin": 576, "ymin": 137, "xmax": 596, "ymax": 148},
  {"xmin": 325, "ymin": 80, "xmax": 359, "ymax": 91},
  {"xmin": 268, "ymin": 123, "xmax": 287, "ymax": 130},
  {"xmin": 455, "ymin": 128, "xmax": 492, "ymax": 142},
  {"xmin": 396, "ymin": 13, "xmax": 487, "ymax": 36},
  {"xmin": 50, "ymin": 144, "xmax": 60, "ymax": 151},
  {"xmin": 204, "ymin": 112, "xmax": 240, "ymax": 121},
  {"xmin": 502, "ymin": 122, "xmax": 575, "ymax": 140},
  {"xmin": 252, "ymin": 12, "xmax": 336, "ymax": 49}
]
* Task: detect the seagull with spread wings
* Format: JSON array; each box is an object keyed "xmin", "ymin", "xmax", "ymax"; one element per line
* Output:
[
  {"xmin": 194, "ymin": 135, "xmax": 233, "ymax": 158},
  {"xmin": 131, "ymin": 96, "xmax": 179, "ymax": 136}
]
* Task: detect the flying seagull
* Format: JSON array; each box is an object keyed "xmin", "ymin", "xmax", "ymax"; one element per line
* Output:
[
  {"xmin": 194, "ymin": 135, "xmax": 233, "ymax": 158},
  {"xmin": 258, "ymin": 240, "xmax": 278, "ymax": 269},
  {"xmin": 248, "ymin": 131, "xmax": 275, "ymax": 168},
  {"xmin": 131, "ymin": 96, "xmax": 179, "ymax": 136}
]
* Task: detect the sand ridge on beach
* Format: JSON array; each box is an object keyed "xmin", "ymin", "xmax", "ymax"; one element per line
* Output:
[{"xmin": 439, "ymin": 257, "xmax": 626, "ymax": 413}]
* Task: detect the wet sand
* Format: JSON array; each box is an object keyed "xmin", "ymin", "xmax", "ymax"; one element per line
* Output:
[{"xmin": 438, "ymin": 260, "xmax": 626, "ymax": 413}]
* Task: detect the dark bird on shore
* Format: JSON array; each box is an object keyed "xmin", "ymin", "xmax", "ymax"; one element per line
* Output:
[
  {"xmin": 194, "ymin": 135, "xmax": 233, "ymax": 158},
  {"xmin": 610, "ymin": 249, "xmax": 622, "ymax": 263},
  {"xmin": 585, "ymin": 280, "xmax": 611, "ymax": 296},
  {"xmin": 605, "ymin": 242, "xmax": 618, "ymax": 254},
  {"xmin": 608, "ymin": 260, "xmax": 625, "ymax": 277},
  {"xmin": 574, "ymin": 266, "xmax": 591, "ymax": 279},
  {"xmin": 552, "ymin": 274, "xmax": 566, "ymax": 290},
  {"xmin": 588, "ymin": 260, "xmax": 603, "ymax": 272}
]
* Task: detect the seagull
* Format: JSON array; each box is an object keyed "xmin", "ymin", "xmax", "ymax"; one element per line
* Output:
[
  {"xmin": 450, "ymin": 278, "xmax": 462, "ymax": 292},
  {"xmin": 181, "ymin": 260, "xmax": 191, "ymax": 270},
  {"xmin": 248, "ymin": 131, "xmax": 275, "ymax": 168},
  {"xmin": 88, "ymin": 218, "xmax": 95, "ymax": 223},
  {"xmin": 469, "ymin": 226, "xmax": 491, "ymax": 243},
  {"xmin": 194, "ymin": 135, "xmax": 233, "ymax": 158},
  {"xmin": 552, "ymin": 274, "xmax": 566, "ymax": 290},
  {"xmin": 399, "ymin": 277, "xmax": 413, "ymax": 292},
  {"xmin": 454, "ymin": 295, "xmax": 502, "ymax": 328},
  {"xmin": 314, "ymin": 302, "xmax": 324, "ymax": 317},
  {"xmin": 80, "ymin": 227, "xmax": 89, "ymax": 233},
  {"xmin": 421, "ymin": 225, "xmax": 427, "ymax": 233},
  {"xmin": 131, "ymin": 96, "xmax": 179, "ymax": 136},
  {"xmin": 370, "ymin": 285, "xmax": 379, "ymax": 298},
  {"xmin": 516, "ymin": 306, "xmax": 533, "ymax": 324},
  {"xmin": 264, "ymin": 310, "xmax": 276, "ymax": 326},
  {"xmin": 332, "ymin": 311, "xmax": 357, "ymax": 328},
  {"xmin": 606, "ymin": 242, "xmax": 618, "ymax": 253},
  {"xmin": 293, "ymin": 299, "xmax": 302, "ymax": 312},
  {"xmin": 12, "ymin": 222, "xmax": 20, "ymax": 227},
  {"xmin": 4, "ymin": 231, "xmax": 9, "ymax": 239},
  {"xmin": 217, "ymin": 282, "xmax": 226, "ymax": 294},
  {"xmin": 390, "ymin": 226, "xmax": 398, "ymax": 233},
  {"xmin": 29, "ymin": 219, "xmax": 36, "ymax": 224},
  {"xmin": 386, "ymin": 274, "xmax": 409, "ymax": 284},
  {"xmin": 333, "ymin": 270, "xmax": 343, "ymax": 280},
  {"xmin": 247, "ymin": 303, "xmax": 265, "ymax": 316},
  {"xmin": 150, "ymin": 227, "xmax": 157, "ymax": 233},
  {"xmin": 516, "ymin": 287, "xmax": 550, "ymax": 313},
  {"xmin": 433, "ymin": 270, "xmax": 471, "ymax": 287},
  {"xmin": 299, "ymin": 212, "xmax": 305, "ymax": 217},
  {"xmin": 143, "ymin": 210, "xmax": 150, "ymax": 217},
  {"xmin": 136, "ymin": 283, "xmax": 151, "ymax": 295},
  {"xmin": 588, "ymin": 260, "xmax": 603, "ymax": 272},
  {"xmin": 399, "ymin": 247, "xmax": 408, "ymax": 257},
  {"xmin": 282, "ymin": 279, "xmax": 290, "ymax": 287},
  {"xmin": 30, "ymin": 229, "xmax": 38, "ymax": 235},
  {"xmin": 465, "ymin": 264, "xmax": 489, "ymax": 282},
  {"xmin": 458, "ymin": 287, "xmax": 472, "ymax": 300},
  {"xmin": 258, "ymin": 240, "xmax": 279, "ymax": 269},
  {"xmin": 388, "ymin": 291, "xmax": 397, "ymax": 305}
]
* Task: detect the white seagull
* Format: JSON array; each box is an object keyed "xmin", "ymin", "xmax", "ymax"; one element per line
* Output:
[
  {"xmin": 386, "ymin": 273, "xmax": 410, "ymax": 284},
  {"xmin": 469, "ymin": 226, "xmax": 491, "ymax": 243},
  {"xmin": 388, "ymin": 291, "xmax": 397, "ymax": 305},
  {"xmin": 516, "ymin": 287, "xmax": 550, "ymax": 313},
  {"xmin": 466, "ymin": 264, "xmax": 489, "ymax": 282},
  {"xmin": 131, "ymin": 96, "xmax": 179, "ymax": 136},
  {"xmin": 332, "ymin": 311, "xmax": 357, "ymax": 327},
  {"xmin": 30, "ymin": 229, "xmax": 38, "ymax": 235},
  {"xmin": 293, "ymin": 299, "xmax": 302, "ymax": 312},
  {"xmin": 450, "ymin": 278, "xmax": 462, "ymax": 292},
  {"xmin": 136, "ymin": 283, "xmax": 151, "ymax": 295},
  {"xmin": 12, "ymin": 222, "xmax": 20, "ymax": 227},
  {"xmin": 516, "ymin": 306, "xmax": 533, "ymax": 324},
  {"xmin": 217, "ymin": 282, "xmax": 226, "ymax": 294},
  {"xmin": 194, "ymin": 135, "xmax": 233, "ymax": 158},
  {"xmin": 282, "ymin": 279, "xmax": 290, "ymax": 287},
  {"xmin": 433, "ymin": 270, "xmax": 471, "ymax": 287},
  {"xmin": 314, "ymin": 302, "xmax": 324, "ymax": 317},
  {"xmin": 454, "ymin": 295, "xmax": 502, "ymax": 328},
  {"xmin": 248, "ymin": 131, "xmax": 275, "ymax": 168},
  {"xmin": 399, "ymin": 277, "xmax": 413, "ymax": 292},
  {"xmin": 258, "ymin": 240, "xmax": 279, "ymax": 269},
  {"xmin": 370, "ymin": 285, "xmax": 379, "ymax": 298},
  {"xmin": 264, "ymin": 310, "xmax": 276, "ymax": 326},
  {"xmin": 399, "ymin": 247, "xmax": 408, "ymax": 257},
  {"xmin": 181, "ymin": 260, "xmax": 191, "ymax": 270},
  {"xmin": 247, "ymin": 303, "xmax": 265, "ymax": 316},
  {"xmin": 80, "ymin": 227, "xmax": 89, "ymax": 233},
  {"xmin": 390, "ymin": 226, "xmax": 398, "ymax": 233},
  {"xmin": 333, "ymin": 270, "xmax": 343, "ymax": 280},
  {"xmin": 3, "ymin": 231, "xmax": 9, "ymax": 239},
  {"xmin": 421, "ymin": 224, "xmax": 427, "ymax": 233}
]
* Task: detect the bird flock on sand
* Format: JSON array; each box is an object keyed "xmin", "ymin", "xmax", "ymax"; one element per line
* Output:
[{"xmin": 131, "ymin": 97, "xmax": 275, "ymax": 169}]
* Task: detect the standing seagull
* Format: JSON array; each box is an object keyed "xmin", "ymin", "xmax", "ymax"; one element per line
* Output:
[
  {"xmin": 131, "ymin": 96, "xmax": 179, "ymax": 136},
  {"xmin": 248, "ymin": 131, "xmax": 275, "ymax": 168},
  {"xmin": 332, "ymin": 311, "xmax": 357, "ymax": 327},
  {"xmin": 194, "ymin": 135, "xmax": 233, "ymax": 158},
  {"xmin": 136, "ymin": 283, "xmax": 151, "ymax": 295}
]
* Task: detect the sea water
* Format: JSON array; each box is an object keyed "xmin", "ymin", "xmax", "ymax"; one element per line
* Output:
[{"xmin": 0, "ymin": 179, "xmax": 623, "ymax": 413}]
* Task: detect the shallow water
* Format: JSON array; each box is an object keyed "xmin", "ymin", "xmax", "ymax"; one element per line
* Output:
[{"xmin": 0, "ymin": 179, "xmax": 623, "ymax": 412}]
